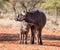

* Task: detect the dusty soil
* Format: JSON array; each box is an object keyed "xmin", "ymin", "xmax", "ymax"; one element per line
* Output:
[{"xmin": 0, "ymin": 26, "xmax": 60, "ymax": 50}]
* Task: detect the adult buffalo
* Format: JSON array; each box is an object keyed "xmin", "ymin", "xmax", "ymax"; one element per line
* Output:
[{"xmin": 15, "ymin": 10, "xmax": 46, "ymax": 45}]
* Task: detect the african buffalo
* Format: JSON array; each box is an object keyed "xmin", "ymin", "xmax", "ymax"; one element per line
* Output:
[{"xmin": 15, "ymin": 10, "xmax": 46, "ymax": 45}]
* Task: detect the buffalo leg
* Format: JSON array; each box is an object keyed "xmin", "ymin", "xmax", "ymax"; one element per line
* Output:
[
  {"xmin": 31, "ymin": 26, "xmax": 35, "ymax": 44},
  {"xmin": 38, "ymin": 29, "xmax": 42, "ymax": 45}
]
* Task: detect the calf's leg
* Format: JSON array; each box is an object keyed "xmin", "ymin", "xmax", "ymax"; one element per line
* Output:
[
  {"xmin": 20, "ymin": 33, "xmax": 22, "ymax": 44},
  {"xmin": 25, "ymin": 33, "xmax": 27, "ymax": 44}
]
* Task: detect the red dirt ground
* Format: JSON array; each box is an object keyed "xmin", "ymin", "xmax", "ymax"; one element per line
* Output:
[{"xmin": 0, "ymin": 26, "xmax": 60, "ymax": 50}]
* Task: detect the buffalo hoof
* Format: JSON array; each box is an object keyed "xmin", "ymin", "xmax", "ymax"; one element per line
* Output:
[
  {"xmin": 25, "ymin": 42, "xmax": 27, "ymax": 44},
  {"xmin": 31, "ymin": 41, "xmax": 34, "ymax": 44},
  {"xmin": 38, "ymin": 42, "xmax": 43, "ymax": 45}
]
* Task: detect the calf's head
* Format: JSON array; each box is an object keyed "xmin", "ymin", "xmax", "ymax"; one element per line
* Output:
[{"xmin": 15, "ymin": 10, "xmax": 27, "ymax": 21}]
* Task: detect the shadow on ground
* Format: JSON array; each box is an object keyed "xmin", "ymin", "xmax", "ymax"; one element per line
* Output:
[
  {"xmin": 42, "ymin": 35, "xmax": 60, "ymax": 40},
  {"xmin": 0, "ymin": 33, "xmax": 60, "ymax": 47},
  {"xmin": 0, "ymin": 34, "xmax": 19, "ymax": 41},
  {"xmin": 0, "ymin": 34, "xmax": 60, "ymax": 41}
]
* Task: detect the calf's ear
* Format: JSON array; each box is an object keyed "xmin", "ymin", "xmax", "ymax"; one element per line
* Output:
[{"xmin": 21, "ymin": 10, "xmax": 27, "ymax": 16}]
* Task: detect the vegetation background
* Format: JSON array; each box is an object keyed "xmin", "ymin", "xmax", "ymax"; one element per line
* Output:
[{"xmin": 0, "ymin": 0, "xmax": 60, "ymax": 30}]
